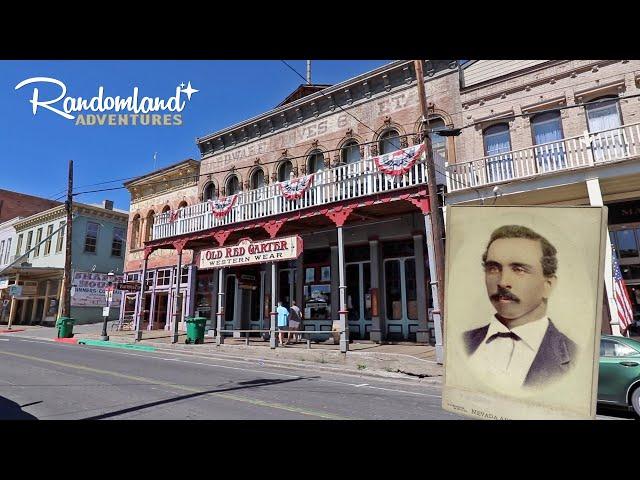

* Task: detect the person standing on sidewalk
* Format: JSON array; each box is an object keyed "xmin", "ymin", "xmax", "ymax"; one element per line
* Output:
[
  {"xmin": 289, "ymin": 300, "xmax": 303, "ymax": 343},
  {"xmin": 276, "ymin": 301, "xmax": 289, "ymax": 346}
]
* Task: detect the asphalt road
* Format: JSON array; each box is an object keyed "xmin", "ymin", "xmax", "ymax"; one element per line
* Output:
[{"xmin": 0, "ymin": 336, "xmax": 459, "ymax": 420}]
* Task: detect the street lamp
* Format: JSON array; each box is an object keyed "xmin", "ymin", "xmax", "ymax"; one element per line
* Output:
[{"xmin": 100, "ymin": 271, "xmax": 115, "ymax": 341}]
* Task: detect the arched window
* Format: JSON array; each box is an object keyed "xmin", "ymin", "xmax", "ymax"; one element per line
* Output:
[
  {"xmin": 307, "ymin": 150, "xmax": 325, "ymax": 173},
  {"xmin": 226, "ymin": 175, "xmax": 240, "ymax": 196},
  {"xmin": 428, "ymin": 118, "xmax": 448, "ymax": 163},
  {"xmin": 162, "ymin": 205, "xmax": 171, "ymax": 214},
  {"xmin": 531, "ymin": 111, "xmax": 565, "ymax": 171},
  {"xmin": 203, "ymin": 182, "xmax": 217, "ymax": 201},
  {"xmin": 250, "ymin": 168, "xmax": 265, "ymax": 190},
  {"xmin": 145, "ymin": 211, "xmax": 155, "ymax": 242},
  {"xmin": 131, "ymin": 214, "xmax": 141, "ymax": 249},
  {"xmin": 341, "ymin": 140, "xmax": 361, "ymax": 164},
  {"xmin": 379, "ymin": 129, "xmax": 401, "ymax": 155},
  {"xmin": 278, "ymin": 160, "xmax": 293, "ymax": 182},
  {"xmin": 483, "ymin": 123, "xmax": 513, "ymax": 181},
  {"xmin": 178, "ymin": 201, "xmax": 188, "ymax": 210}
]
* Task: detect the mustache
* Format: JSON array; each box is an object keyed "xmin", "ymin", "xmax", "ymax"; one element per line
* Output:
[{"xmin": 490, "ymin": 287, "xmax": 520, "ymax": 303}]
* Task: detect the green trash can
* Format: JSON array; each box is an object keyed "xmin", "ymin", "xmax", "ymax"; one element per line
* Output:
[
  {"xmin": 185, "ymin": 317, "xmax": 207, "ymax": 344},
  {"xmin": 55, "ymin": 317, "xmax": 75, "ymax": 338}
]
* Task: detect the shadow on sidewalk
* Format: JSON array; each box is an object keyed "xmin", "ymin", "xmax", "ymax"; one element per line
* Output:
[
  {"xmin": 83, "ymin": 376, "xmax": 316, "ymax": 420},
  {"xmin": 0, "ymin": 396, "xmax": 39, "ymax": 420}
]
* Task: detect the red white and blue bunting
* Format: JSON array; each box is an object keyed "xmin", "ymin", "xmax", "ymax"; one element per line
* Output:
[
  {"xmin": 169, "ymin": 210, "xmax": 180, "ymax": 223},
  {"xmin": 278, "ymin": 174, "xmax": 314, "ymax": 200},
  {"xmin": 208, "ymin": 195, "xmax": 237, "ymax": 218},
  {"xmin": 373, "ymin": 144, "xmax": 425, "ymax": 176}
]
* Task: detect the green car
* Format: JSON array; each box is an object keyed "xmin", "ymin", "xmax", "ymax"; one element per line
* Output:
[{"xmin": 598, "ymin": 334, "xmax": 640, "ymax": 416}]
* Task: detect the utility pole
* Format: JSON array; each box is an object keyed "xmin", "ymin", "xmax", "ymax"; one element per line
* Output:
[
  {"xmin": 62, "ymin": 159, "xmax": 73, "ymax": 319},
  {"xmin": 306, "ymin": 60, "xmax": 311, "ymax": 84},
  {"xmin": 414, "ymin": 60, "xmax": 446, "ymax": 364}
]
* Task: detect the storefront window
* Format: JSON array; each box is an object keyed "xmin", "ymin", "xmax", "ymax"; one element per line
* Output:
[
  {"xmin": 615, "ymin": 229, "xmax": 639, "ymax": 258},
  {"xmin": 304, "ymin": 284, "xmax": 331, "ymax": 320},
  {"xmin": 156, "ymin": 269, "xmax": 171, "ymax": 286},
  {"xmin": 195, "ymin": 271, "xmax": 214, "ymax": 318},
  {"xmin": 225, "ymin": 275, "xmax": 236, "ymax": 322},
  {"xmin": 363, "ymin": 263, "xmax": 372, "ymax": 320},
  {"xmin": 347, "ymin": 264, "xmax": 361, "ymax": 321}
]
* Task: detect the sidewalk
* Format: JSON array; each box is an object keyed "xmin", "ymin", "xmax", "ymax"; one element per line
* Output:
[{"xmin": 2, "ymin": 323, "xmax": 444, "ymax": 384}]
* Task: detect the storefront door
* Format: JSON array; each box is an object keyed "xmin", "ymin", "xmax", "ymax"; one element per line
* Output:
[
  {"xmin": 279, "ymin": 268, "xmax": 295, "ymax": 309},
  {"xmin": 154, "ymin": 293, "xmax": 168, "ymax": 330},
  {"xmin": 346, "ymin": 261, "xmax": 372, "ymax": 339},
  {"xmin": 383, "ymin": 257, "xmax": 418, "ymax": 340}
]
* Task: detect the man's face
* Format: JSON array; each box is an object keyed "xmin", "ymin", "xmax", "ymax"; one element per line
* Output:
[{"xmin": 484, "ymin": 238, "xmax": 555, "ymax": 321}]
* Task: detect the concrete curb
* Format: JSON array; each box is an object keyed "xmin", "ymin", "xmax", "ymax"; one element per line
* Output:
[
  {"xmin": 0, "ymin": 329, "xmax": 26, "ymax": 334},
  {"xmin": 77, "ymin": 339, "xmax": 156, "ymax": 351}
]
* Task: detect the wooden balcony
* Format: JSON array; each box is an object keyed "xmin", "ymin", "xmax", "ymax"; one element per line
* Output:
[{"xmin": 152, "ymin": 147, "xmax": 444, "ymax": 241}]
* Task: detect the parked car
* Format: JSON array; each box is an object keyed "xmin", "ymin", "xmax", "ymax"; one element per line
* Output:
[{"xmin": 598, "ymin": 334, "xmax": 640, "ymax": 416}]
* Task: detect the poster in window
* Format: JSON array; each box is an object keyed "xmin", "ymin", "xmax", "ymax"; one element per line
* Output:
[
  {"xmin": 305, "ymin": 268, "xmax": 315, "ymax": 284},
  {"xmin": 442, "ymin": 206, "xmax": 607, "ymax": 420},
  {"xmin": 320, "ymin": 266, "xmax": 331, "ymax": 282}
]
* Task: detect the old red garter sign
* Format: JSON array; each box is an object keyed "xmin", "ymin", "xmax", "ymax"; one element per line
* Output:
[{"xmin": 199, "ymin": 235, "xmax": 303, "ymax": 268}]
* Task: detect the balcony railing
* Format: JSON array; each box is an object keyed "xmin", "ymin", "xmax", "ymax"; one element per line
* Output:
[
  {"xmin": 152, "ymin": 148, "xmax": 444, "ymax": 241},
  {"xmin": 446, "ymin": 122, "xmax": 640, "ymax": 192}
]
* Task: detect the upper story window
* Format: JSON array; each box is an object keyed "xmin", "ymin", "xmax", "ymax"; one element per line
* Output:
[
  {"xmin": 586, "ymin": 96, "xmax": 622, "ymax": 133},
  {"xmin": 25, "ymin": 231, "xmax": 33, "ymax": 259},
  {"xmin": 112, "ymin": 227, "xmax": 125, "ymax": 257},
  {"xmin": 178, "ymin": 201, "xmax": 188, "ymax": 210},
  {"xmin": 226, "ymin": 175, "xmax": 240, "ymax": 196},
  {"xmin": 250, "ymin": 168, "xmax": 265, "ymax": 190},
  {"xmin": 130, "ymin": 215, "xmax": 141, "ymax": 250},
  {"xmin": 341, "ymin": 140, "xmax": 361, "ymax": 164},
  {"xmin": 531, "ymin": 111, "xmax": 565, "ymax": 171},
  {"xmin": 16, "ymin": 234, "xmax": 23, "ymax": 257},
  {"xmin": 55, "ymin": 222, "xmax": 65, "ymax": 253},
  {"xmin": 307, "ymin": 150, "xmax": 325, "ymax": 173},
  {"xmin": 44, "ymin": 224, "xmax": 54, "ymax": 255},
  {"xmin": 428, "ymin": 118, "xmax": 448, "ymax": 163},
  {"xmin": 278, "ymin": 160, "xmax": 293, "ymax": 182},
  {"xmin": 162, "ymin": 205, "xmax": 171, "ymax": 215},
  {"xmin": 156, "ymin": 268, "xmax": 171, "ymax": 286},
  {"xmin": 84, "ymin": 221, "xmax": 100, "ymax": 253},
  {"xmin": 4, "ymin": 238, "xmax": 11, "ymax": 265},
  {"xmin": 33, "ymin": 228, "xmax": 43, "ymax": 257},
  {"xmin": 611, "ymin": 228, "xmax": 640, "ymax": 259},
  {"xmin": 379, "ymin": 129, "xmax": 401, "ymax": 155},
  {"xmin": 483, "ymin": 123, "xmax": 512, "ymax": 157},
  {"xmin": 203, "ymin": 182, "xmax": 217, "ymax": 201},
  {"xmin": 145, "ymin": 211, "xmax": 155, "ymax": 242},
  {"xmin": 0, "ymin": 241, "xmax": 5, "ymax": 264}
]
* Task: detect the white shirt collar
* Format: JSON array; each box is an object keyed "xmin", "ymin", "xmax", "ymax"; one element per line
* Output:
[{"xmin": 485, "ymin": 315, "xmax": 549, "ymax": 352}]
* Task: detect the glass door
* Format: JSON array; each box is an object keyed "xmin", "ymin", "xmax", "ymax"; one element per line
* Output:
[
  {"xmin": 383, "ymin": 257, "xmax": 418, "ymax": 340},
  {"xmin": 586, "ymin": 97, "xmax": 625, "ymax": 161},
  {"xmin": 346, "ymin": 261, "xmax": 372, "ymax": 340}
]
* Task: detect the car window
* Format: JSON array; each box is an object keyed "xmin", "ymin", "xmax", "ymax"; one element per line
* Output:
[{"xmin": 601, "ymin": 339, "xmax": 639, "ymax": 357}]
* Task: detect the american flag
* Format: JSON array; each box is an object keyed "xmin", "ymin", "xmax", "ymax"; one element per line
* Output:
[{"xmin": 612, "ymin": 247, "xmax": 635, "ymax": 336}]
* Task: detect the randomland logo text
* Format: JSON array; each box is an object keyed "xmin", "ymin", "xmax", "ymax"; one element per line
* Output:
[{"xmin": 14, "ymin": 77, "xmax": 199, "ymax": 126}]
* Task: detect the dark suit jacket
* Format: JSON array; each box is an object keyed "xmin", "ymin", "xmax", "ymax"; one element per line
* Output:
[{"xmin": 463, "ymin": 320, "xmax": 577, "ymax": 387}]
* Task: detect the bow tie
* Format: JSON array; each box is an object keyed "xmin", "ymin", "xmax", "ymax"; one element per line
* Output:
[{"xmin": 486, "ymin": 331, "xmax": 520, "ymax": 344}]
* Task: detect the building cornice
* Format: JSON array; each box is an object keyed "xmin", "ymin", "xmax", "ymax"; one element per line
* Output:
[
  {"xmin": 15, "ymin": 203, "xmax": 128, "ymax": 231},
  {"xmin": 196, "ymin": 60, "xmax": 459, "ymax": 158},
  {"xmin": 124, "ymin": 159, "xmax": 199, "ymax": 190}
]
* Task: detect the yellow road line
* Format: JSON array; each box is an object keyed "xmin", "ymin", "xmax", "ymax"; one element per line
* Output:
[{"xmin": 0, "ymin": 350, "xmax": 348, "ymax": 420}]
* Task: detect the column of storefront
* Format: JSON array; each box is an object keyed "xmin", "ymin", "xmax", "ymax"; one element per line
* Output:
[
  {"xmin": 42, "ymin": 280, "xmax": 51, "ymax": 323},
  {"xmin": 413, "ymin": 232, "xmax": 430, "ymax": 343},
  {"xmin": 295, "ymin": 255, "xmax": 304, "ymax": 315},
  {"xmin": 330, "ymin": 244, "xmax": 339, "ymax": 323},
  {"xmin": 216, "ymin": 268, "xmax": 225, "ymax": 345},
  {"xmin": 369, "ymin": 238, "xmax": 382, "ymax": 342}
]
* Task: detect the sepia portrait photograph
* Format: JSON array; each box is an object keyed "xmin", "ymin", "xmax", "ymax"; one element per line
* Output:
[{"xmin": 442, "ymin": 206, "xmax": 607, "ymax": 420}]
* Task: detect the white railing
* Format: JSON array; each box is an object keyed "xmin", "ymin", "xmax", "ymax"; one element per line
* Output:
[
  {"xmin": 446, "ymin": 122, "xmax": 640, "ymax": 192},
  {"xmin": 152, "ymin": 149, "xmax": 443, "ymax": 241}
]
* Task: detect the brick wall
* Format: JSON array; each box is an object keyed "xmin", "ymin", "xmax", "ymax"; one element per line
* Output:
[{"xmin": 0, "ymin": 190, "xmax": 61, "ymax": 223}]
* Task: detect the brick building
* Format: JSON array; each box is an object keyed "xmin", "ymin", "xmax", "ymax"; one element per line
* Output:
[{"xmin": 121, "ymin": 60, "xmax": 461, "ymax": 348}]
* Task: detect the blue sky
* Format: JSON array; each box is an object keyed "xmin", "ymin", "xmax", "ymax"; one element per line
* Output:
[{"xmin": 1, "ymin": 60, "xmax": 389, "ymax": 210}]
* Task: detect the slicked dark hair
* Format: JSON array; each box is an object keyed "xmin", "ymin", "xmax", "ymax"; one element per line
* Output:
[{"xmin": 482, "ymin": 225, "xmax": 558, "ymax": 277}]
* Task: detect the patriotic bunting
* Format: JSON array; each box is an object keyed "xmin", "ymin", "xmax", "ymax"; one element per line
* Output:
[
  {"xmin": 169, "ymin": 210, "xmax": 180, "ymax": 223},
  {"xmin": 279, "ymin": 174, "xmax": 314, "ymax": 200},
  {"xmin": 373, "ymin": 144, "xmax": 425, "ymax": 176},
  {"xmin": 208, "ymin": 195, "xmax": 237, "ymax": 218}
]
